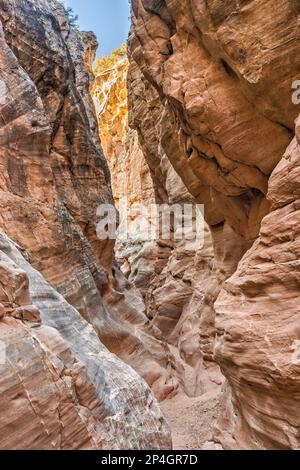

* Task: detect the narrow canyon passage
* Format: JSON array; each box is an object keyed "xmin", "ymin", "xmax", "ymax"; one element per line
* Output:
[
  {"xmin": 0, "ymin": 0, "xmax": 300, "ymax": 452},
  {"xmin": 92, "ymin": 47, "xmax": 225, "ymax": 449},
  {"xmin": 93, "ymin": 0, "xmax": 300, "ymax": 450}
]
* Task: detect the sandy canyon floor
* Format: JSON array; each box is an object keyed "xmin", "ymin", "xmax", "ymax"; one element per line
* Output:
[{"xmin": 161, "ymin": 389, "xmax": 221, "ymax": 450}]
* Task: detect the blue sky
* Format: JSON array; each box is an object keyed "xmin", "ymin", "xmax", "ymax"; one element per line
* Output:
[{"xmin": 63, "ymin": 0, "xmax": 131, "ymax": 56}]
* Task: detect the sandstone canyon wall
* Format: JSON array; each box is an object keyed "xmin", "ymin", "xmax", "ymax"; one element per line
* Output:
[
  {"xmin": 129, "ymin": 0, "xmax": 300, "ymax": 450},
  {"xmin": 0, "ymin": 0, "xmax": 172, "ymax": 449},
  {"xmin": 1, "ymin": 0, "xmax": 300, "ymax": 452},
  {"xmin": 92, "ymin": 50, "xmax": 156, "ymax": 293},
  {"xmin": 93, "ymin": 46, "xmax": 224, "ymax": 398}
]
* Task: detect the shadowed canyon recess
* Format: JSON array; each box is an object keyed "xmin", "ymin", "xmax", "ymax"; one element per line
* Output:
[{"xmin": 0, "ymin": 0, "xmax": 300, "ymax": 451}]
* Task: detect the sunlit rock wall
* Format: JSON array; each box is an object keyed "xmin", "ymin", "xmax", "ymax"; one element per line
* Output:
[{"xmin": 94, "ymin": 44, "xmax": 224, "ymax": 397}]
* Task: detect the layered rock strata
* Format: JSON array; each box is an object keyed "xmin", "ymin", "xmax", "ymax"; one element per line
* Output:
[
  {"xmin": 0, "ymin": 231, "xmax": 170, "ymax": 450},
  {"xmin": 92, "ymin": 53, "xmax": 157, "ymax": 293},
  {"xmin": 0, "ymin": 0, "xmax": 172, "ymax": 449},
  {"xmin": 129, "ymin": 0, "xmax": 300, "ymax": 449},
  {"xmin": 214, "ymin": 116, "xmax": 300, "ymax": 450},
  {"xmin": 94, "ymin": 49, "xmax": 224, "ymax": 396}
]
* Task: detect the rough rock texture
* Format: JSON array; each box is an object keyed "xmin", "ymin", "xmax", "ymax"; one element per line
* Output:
[
  {"xmin": 94, "ymin": 49, "xmax": 225, "ymax": 396},
  {"xmin": 93, "ymin": 51, "xmax": 131, "ymax": 207},
  {"xmin": 129, "ymin": 0, "xmax": 300, "ymax": 449},
  {"xmin": 0, "ymin": 0, "xmax": 172, "ymax": 449},
  {"xmin": 128, "ymin": 61, "xmax": 228, "ymax": 396},
  {"xmin": 129, "ymin": 0, "xmax": 300, "ymax": 237},
  {"xmin": 114, "ymin": 128, "xmax": 157, "ymax": 291},
  {"xmin": 93, "ymin": 54, "xmax": 183, "ymax": 401},
  {"xmin": 92, "ymin": 54, "xmax": 156, "ymax": 292},
  {"xmin": 0, "ymin": 231, "xmax": 170, "ymax": 450},
  {"xmin": 214, "ymin": 116, "xmax": 300, "ymax": 450}
]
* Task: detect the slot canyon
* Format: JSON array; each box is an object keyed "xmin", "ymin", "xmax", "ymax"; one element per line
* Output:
[{"xmin": 0, "ymin": 0, "xmax": 300, "ymax": 451}]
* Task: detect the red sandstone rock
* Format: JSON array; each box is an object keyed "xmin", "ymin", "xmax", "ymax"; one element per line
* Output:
[
  {"xmin": 94, "ymin": 53, "xmax": 225, "ymax": 397},
  {"xmin": 0, "ymin": 0, "xmax": 171, "ymax": 450},
  {"xmin": 0, "ymin": 230, "xmax": 171, "ymax": 450},
  {"xmin": 214, "ymin": 116, "xmax": 300, "ymax": 449},
  {"xmin": 129, "ymin": 0, "xmax": 300, "ymax": 449}
]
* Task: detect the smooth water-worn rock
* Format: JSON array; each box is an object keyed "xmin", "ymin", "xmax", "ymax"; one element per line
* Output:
[
  {"xmin": 94, "ymin": 51, "xmax": 225, "ymax": 397},
  {"xmin": 0, "ymin": 231, "xmax": 171, "ymax": 450},
  {"xmin": 129, "ymin": 0, "xmax": 300, "ymax": 449},
  {"xmin": 0, "ymin": 0, "xmax": 172, "ymax": 449},
  {"xmin": 215, "ymin": 116, "xmax": 300, "ymax": 450},
  {"xmin": 129, "ymin": 0, "xmax": 300, "ymax": 237}
]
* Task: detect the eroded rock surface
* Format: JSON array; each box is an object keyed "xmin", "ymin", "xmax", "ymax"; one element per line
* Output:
[
  {"xmin": 129, "ymin": 0, "xmax": 300, "ymax": 449},
  {"xmin": 93, "ymin": 48, "xmax": 225, "ymax": 397},
  {"xmin": 130, "ymin": 0, "xmax": 300, "ymax": 237},
  {"xmin": 214, "ymin": 116, "xmax": 300, "ymax": 450},
  {"xmin": 93, "ymin": 53, "xmax": 156, "ymax": 292},
  {"xmin": 0, "ymin": 0, "xmax": 171, "ymax": 449},
  {"xmin": 0, "ymin": 231, "xmax": 170, "ymax": 450}
]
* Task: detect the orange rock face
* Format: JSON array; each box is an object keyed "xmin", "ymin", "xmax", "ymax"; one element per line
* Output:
[
  {"xmin": 129, "ymin": 0, "xmax": 300, "ymax": 449},
  {"xmin": 215, "ymin": 117, "xmax": 300, "ymax": 449},
  {"xmin": 130, "ymin": 0, "xmax": 300, "ymax": 237},
  {"xmin": 94, "ymin": 49, "xmax": 225, "ymax": 397},
  {"xmin": 93, "ymin": 53, "xmax": 156, "ymax": 292},
  {"xmin": 0, "ymin": 230, "xmax": 170, "ymax": 450},
  {"xmin": 92, "ymin": 48, "xmax": 130, "ymax": 204},
  {"xmin": 0, "ymin": 0, "xmax": 171, "ymax": 449},
  {"xmin": 2, "ymin": 0, "xmax": 300, "ymax": 451},
  {"xmin": 93, "ymin": 51, "xmax": 181, "ymax": 400},
  {"xmin": 92, "ymin": 52, "xmax": 182, "ymax": 401}
]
